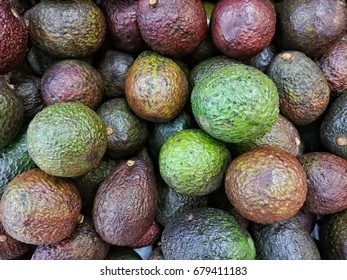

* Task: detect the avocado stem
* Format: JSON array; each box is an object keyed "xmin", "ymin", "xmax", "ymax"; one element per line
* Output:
[
  {"xmin": 78, "ymin": 214, "xmax": 84, "ymax": 224},
  {"xmin": 10, "ymin": 8, "xmax": 19, "ymax": 19},
  {"xmin": 106, "ymin": 127, "xmax": 114, "ymax": 136},
  {"xmin": 149, "ymin": 0, "xmax": 158, "ymax": 7},
  {"xmin": 280, "ymin": 53, "xmax": 292, "ymax": 61},
  {"xmin": 336, "ymin": 136, "xmax": 347, "ymax": 147},
  {"xmin": 0, "ymin": 235, "xmax": 7, "ymax": 242},
  {"xmin": 127, "ymin": 160, "xmax": 135, "ymax": 167},
  {"xmin": 295, "ymin": 137, "xmax": 301, "ymax": 146},
  {"xmin": 8, "ymin": 84, "xmax": 14, "ymax": 90}
]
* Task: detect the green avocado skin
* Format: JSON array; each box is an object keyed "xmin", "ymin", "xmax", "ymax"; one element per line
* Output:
[
  {"xmin": 320, "ymin": 94, "xmax": 347, "ymax": 159},
  {"xmin": 191, "ymin": 63, "xmax": 279, "ymax": 143},
  {"xmin": 0, "ymin": 129, "xmax": 36, "ymax": 197}
]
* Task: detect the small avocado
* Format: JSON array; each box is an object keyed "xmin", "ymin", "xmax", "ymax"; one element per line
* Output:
[
  {"xmin": 93, "ymin": 158, "xmax": 157, "ymax": 246},
  {"xmin": 320, "ymin": 93, "xmax": 347, "ymax": 159},
  {"xmin": 211, "ymin": 0, "xmax": 276, "ymax": 59},
  {"xmin": 27, "ymin": 0, "xmax": 106, "ymax": 58},
  {"xmin": 125, "ymin": 51, "xmax": 189, "ymax": 122},
  {"xmin": 0, "ymin": 128, "xmax": 36, "ymax": 197},
  {"xmin": 225, "ymin": 147, "xmax": 307, "ymax": 224},
  {"xmin": 159, "ymin": 129, "xmax": 231, "ymax": 196},
  {"xmin": 319, "ymin": 209, "xmax": 347, "ymax": 259},
  {"xmin": 276, "ymin": 0, "xmax": 347, "ymax": 58},
  {"xmin": 102, "ymin": 0, "xmax": 147, "ymax": 54},
  {"xmin": 27, "ymin": 102, "xmax": 108, "ymax": 177},
  {"xmin": 106, "ymin": 246, "xmax": 142, "ymax": 260},
  {"xmin": 32, "ymin": 218, "xmax": 110, "ymax": 260},
  {"xmin": 97, "ymin": 98, "xmax": 149, "ymax": 159},
  {"xmin": 41, "ymin": 59, "xmax": 104, "ymax": 110},
  {"xmin": 161, "ymin": 207, "xmax": 256, "ymax": 260},
  {"xmin": 0, "ymin": 168, "xmax": 83, "ymax": 245},
  {"xmin": 267, "ymin": 51, "xmax": 330, "ymax": 125},
  {"xmin": 298, "ymin": 152, "xmax": 347, "ymax": 214},
  {"xmin": 96, "ymin": 49, "xmax": 134, "ymax": 98},
  {"xmin": 137, "ymin": 0, "xmax": 207, "ymax": 57},
  {"xmin": 0, "ymin": 3, "xmax": 28, "ymax": 74},
  {"xmin": 0, "ymin": 79, "xmax": 24, "ymax": 149},
  {"xmin": 252, "ymin": 220, "xmax": 321, "ymax": 260}
]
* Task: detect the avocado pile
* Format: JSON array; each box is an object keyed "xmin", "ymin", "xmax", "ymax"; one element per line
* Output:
[{"xmin": 1, "ymin": 0, "xmax": 347, "ymax": 260}]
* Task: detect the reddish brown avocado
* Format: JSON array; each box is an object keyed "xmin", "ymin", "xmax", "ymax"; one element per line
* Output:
[
  {"xmin": 211, "ymin": 0, "xmax": 276, "ymax": 59},
  {"xmin": 102, "ymin": 0, "xmax": 148, "ymax": 53},
  {"xmin": 0, "ymin": 3, "xmax": 28, "ymax": 74},
  {"xmin": 0, "ymin": 169, "xmax": 83, "ymax": 245},
  {"xmin": 92, "ymin": 158, "xmax": 157, "ymax": 246},
  {"xmin": 137, "ymin": 0, "xmax": 207, "ymax": 57},
  {"xmin": 225, "ymin": 147, "xmax": 307, "ymax": 224}
]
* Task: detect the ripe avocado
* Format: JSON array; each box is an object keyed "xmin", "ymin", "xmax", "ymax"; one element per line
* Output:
[
  {"xmin": 0, "ymin": 168, "xmax": 82, "ymax": 245},
  {"xmin": 230, "ymin": 114, "xmax": 302, "ymax": 157},
  {"xmin": 225, "ymin": 147, "xmax": 307, "ymax": 224},
  {"xmin": 93, "ymin": 159, "xmax": 157, "ymax": 246},
  {"xmin": 159, "ymin": 129, "xmax": 231, "ymax": 196},
  {"xmin": 0, "ymin": 79, "xmax": 24, "ymax": 149},
  {"xmin": 267, "ymin": 51, "xmax": 330, "ymax": 125},
  {"xmin": 27, "ymin": 0, "xmax": 106, "ymax": 58},
  {"xmin": 32, "ymin": 218, "xmax": 110, "ymax": 260},
  {"xmin": 96, "ymin": 50, "xmax": 134, "ymax": 98},
  {"xmin": 211, "ymin": 0, "xmax": 276, "ymax": 59},
  {"xmin": 252, "ymin": 220, "xmax": 321, "ymax": 260},
  {"xmin": 0, "ymin": 4, "xmax": 28, "ymax": 74},
  {"xmin": 191, "ymin": 63, "xmax": 279, "ymax": 143},
  {"xmin": 276, "ymin": 0, "xmax": 347, "ymax": 58},
  {"xmin": 298, "ymin": 152, "xmax": 347, "ymax": 214},
  {"xmin": 97, "ymin": 98, "xmax": 149, "ymax": 159},
  {"xmin": 319, "ymin": 209, "xmax": 347, "ymax": 259},
  {"xmin": 106, "ymin": 246, "xmax": 142, "ymax": 260},
  {"xmin": 320, "ymin": 93, "xmax": 347, "ymax": 159},
  {"xmin": 102, "ymin": 0, "xmax": 147, "ymax": 54},
  {"xmin": 27, "ymin": 102, "xmax": 108, "ymax": 177},
  {"xmin": 161, "ymin": 207, "xmax": 256, "ymax": 260},
  {"xmin": 125, "ymin": 51, "xmax": 189, "ymax": 122},
  {"xmin": 137, "ymin": 0, "xmax": 207, "ymax": 57},
  {"xmin": 0, "ymin": 128, "xmax": 36, "ymax": 197}
]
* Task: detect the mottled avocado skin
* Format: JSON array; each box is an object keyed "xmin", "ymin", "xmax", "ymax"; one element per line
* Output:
[
  {"xmin": 32, "ymin": 218, "xmax": 110, "ymax": 260},
  {"xmin": 93, "ymin": 158, "xmax": 157, "ymax": 246},
  {"xmin": 252, "ymin": 220, "xmax": 321, "ymax": 260},
  {"xmin": 161, "ymin": 207, "xmax": 256, "ymax": 260},
  {"xmin": 267, "ymin": 51, "xmax": 330, "ymax": 126}
]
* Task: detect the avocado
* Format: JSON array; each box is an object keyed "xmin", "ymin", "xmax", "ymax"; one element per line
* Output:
[
  {"xmin": 148, "ymin": 111, "xmax": 194, "ymax": 163},
  {"xmin": 93, "ymin": 158, "xmax": 157, "ymax": 246},
  {"xmin": 137, "ymin": 0, "xmax": 207, "ymax": 57},
  {"xmin": 225, "ymin": 147, "xmax": 307, "ymax": 224},
  {"xmin": 0, "ymin": 3, "xmax": 28, "ymax": 74},
  {"xmin": 156, "ymin": 176, "xmax": 209, "ymax": 226},
  {"xmin": 72, "ymin": 157, "xmax": 118, "ymax": 210},
  {"xmin": 41, "ymin": 59, "xmax": 104, "ymax": 110},
  {"xmin": 96, "ymin": 50, "xmax": 134, "ymax": 98},
  {"xmin": 252, "ymin": 220, "xmax": 321, "ymax": 260},
  {"xmin": 276, "ymin": 0, "xmax": 347, "ymax": 58},
  {"xmin": 128, "ymin": 221, "xmax": 161, "ymax": 249},
  {"xmin": 27, "ymin": 0, "xmax": 106, "ymax": 58},
  {"xmin": 106, "ymin": 246, "xmax": 142, "ymax": 260},
  {"xmin": 230, "ymin": 115, "xmax": 302, "ymax": 157},
  {"xmin": 298, "ymin": 152, "xmax": 347, "ymax": 214},
  {"xmin": 318, "ymin": 39, "xmax": 347, "ymax": 96},
  {"xmin": 267, "ymin": 51, "xmax": 330, "ymax": 125},
  {"xmin": 211, "ymin": 0, "xmax": 276, "ymax": 59},
  {"xmin": 0, "ymin": 220, "xmax": 30, "ymax": 260},
  {"xmin": 161, "ymin": 207, "xmax": 256, "ymax": 260},
  {"xmin": 125, "ymin": 51, "xmax": 189, "ymax": 122},
  {"xmin": 97, "ymin": 98, "xmax": 149, "ymax": 159},
  {"xmin": 191, "ymin": 63, "xmax": 279, "ymax": 143},
  {"xmin": 27, "ymin": 102, "xmax": 108, "ymax": 177},
  {"xmin": 320, "ymin": 93, "xmax": 347, "ymax": 159},
  {"xmin": 0, "ymin": 168, "xmax": 82, "ymax": 245},
  {"xmin": 0, "ymin": 128, "xmax": 36, "ymax": 197},
  {"xmin": 319, "ymin": 209, "xmax": 347, "ymax": 259},
  {"xmin": 32, "ymin": 218, "xmax": 110, "ymax": 260},
  {"xmin": 246, "ymin": 45, "xmax": 278, "ymax": 72},
  {"xmin": 102, "ymin": 0, "xmax": 147, "ymax": 54},
  {"xmin": 0, "ymin": 79, "xmax": 24, "ymax": 149},
  {"xmin": 159, "ymin": 129, "xmax": 231, "ymax": 196}
]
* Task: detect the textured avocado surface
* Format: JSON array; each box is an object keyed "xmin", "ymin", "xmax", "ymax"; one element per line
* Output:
[{"xmin": 106, "ymin": 246, "xmax": 142, "ymax": 260}]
